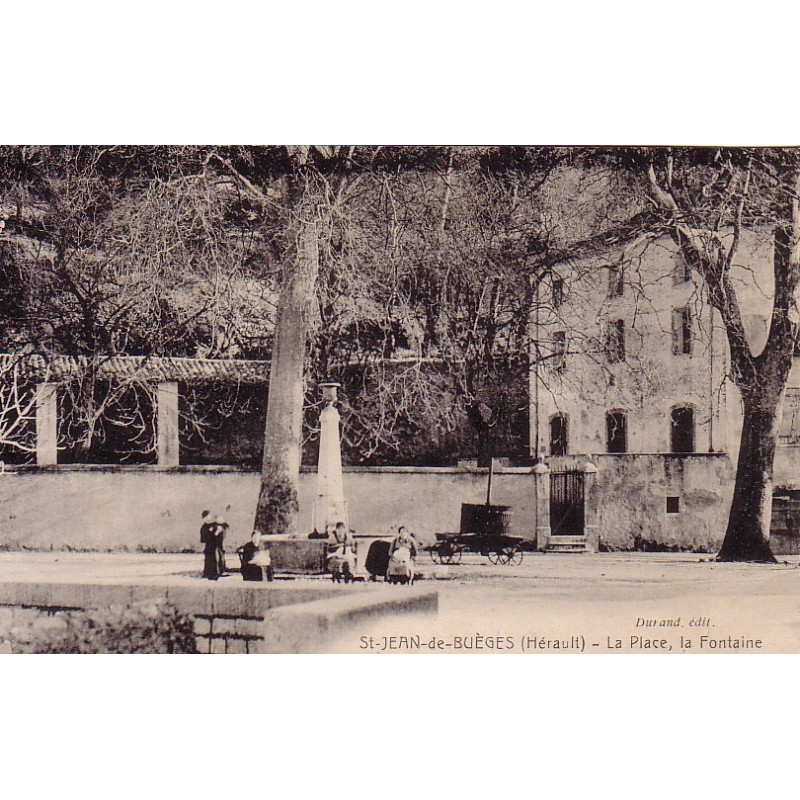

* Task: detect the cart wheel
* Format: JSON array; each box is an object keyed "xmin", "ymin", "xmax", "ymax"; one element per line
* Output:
[
  {"xmin": 487, "ymin": 550, "xmax": 502, "ymax": 565},
  {"xmin": 440, "ymin": 542, "xmax": 462, "ymax": 565},
  {"xmin": 505, "ymin": 545, "xmax": 523, "ymax": 566},
  {"xmin": 430, "ymin": 546, "xmax": 442, "ymax": 565}
]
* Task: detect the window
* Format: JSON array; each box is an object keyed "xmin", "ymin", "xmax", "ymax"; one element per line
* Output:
[
  {"xmin": 608, "ymin": 264, "xmax": 624, "ymax": 297},
  {"xmin": 606, "ymin": 319, "xmax": 625, "ymax": 363},
  {"xmin": 606, "ymin": 411, "xmax": 628, "ymax": 453},
  {"xmin": 779, "ymin": 388, "xmax": 800, "ymax": 444},
  {"xmin": 552, "ymin": 330, "xmax": 566, "ymax": 371},
  {"xmin": 550, "ymin": 414, "xmax": 568, "ymax": 456},
  {"xmin": 671, "ymin": 406, "xmax": 695, "ymax": 453},
  {"xmin": 673, "ymin": 257, "xmax": 691, "ymax": 284},
  {"xmin": 552, "ymin": 277, "xmax": 565, "ymax": 308},
  {"xmin": 666, "ymin": 496, "xmax": 680, "ymax": 514},
  {"xmin": 672, "ymin": 306, "xmax": 693, "ymax": 355}
]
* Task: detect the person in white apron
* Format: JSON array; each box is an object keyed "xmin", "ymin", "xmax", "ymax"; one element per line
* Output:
[{"xmin": 327, "ymin": 521, "xmax": 356, "ymax": 577}]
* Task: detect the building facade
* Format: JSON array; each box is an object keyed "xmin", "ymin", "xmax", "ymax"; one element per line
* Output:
[{"xmin": 529, "ymin": 230, "xmax": 800, "ymax": 550}]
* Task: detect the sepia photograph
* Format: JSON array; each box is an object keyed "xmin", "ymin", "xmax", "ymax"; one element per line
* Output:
[
  {"xmin": 6, "ymin": 7, "xmax": 800, "ymax": 800},
  {"xmin": 1, "ymin": 144, "xmax": 799, "ymax": 654}
]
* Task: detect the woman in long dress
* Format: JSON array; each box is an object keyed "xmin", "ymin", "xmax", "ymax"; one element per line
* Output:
[{"xmin": 200, "ymin": 511, "xmax": 219, "ymax": 580}]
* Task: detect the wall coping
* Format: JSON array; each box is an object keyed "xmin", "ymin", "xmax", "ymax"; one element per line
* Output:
[
  {"xmin": 2, "ymin": 453, "xmax": 732, "ymax": 477},
  {"xmin": 2, "ymin": 464, "xmax": 536, "ymax": 476},
  {"xmin": 587, "ymin": 452, "xmax": 731, "ymax": 459}
]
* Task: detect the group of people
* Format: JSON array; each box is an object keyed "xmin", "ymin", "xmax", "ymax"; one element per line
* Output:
[
  {"xmin": 321, "ymin": 521, "xmax": 419, "ymax": 583},
  {"xmin": 360, "ymin": 525, "xmax": 418, "ymax": 583},
  {"xmin": 199, "ymin": 510, "xmax": 418, "ymax": 583},
  {"xmin": 200, "ymin": 510, "xmax": 229, "ymax": 581}
]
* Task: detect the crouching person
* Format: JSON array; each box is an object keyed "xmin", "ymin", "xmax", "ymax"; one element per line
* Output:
[
  {"xmin": 239, "ymin": 532, "xmax": 274, "ymax": 582},
  {"xmin": 327, "ymin": 521, "xmax": 356, "ymax": 583},
  {"xmin": 386, "ymin": 526, "xmax": 417, "ymax": 585}
]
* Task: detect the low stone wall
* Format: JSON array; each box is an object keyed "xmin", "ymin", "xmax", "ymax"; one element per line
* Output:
[
  {"xmin": 0, "ymin": 465, "xmax": 538, "ymax": 552},
  {"xmin": 0, "ymin": 580, "xmax": 438, "ymax": 654},
  {"xmin": 0, "ymin": 457, "xmax": 754, "ymax": 555},
  {"xmin": 592, "ymin": 453, "xmax": 734, "ymax": 551}
]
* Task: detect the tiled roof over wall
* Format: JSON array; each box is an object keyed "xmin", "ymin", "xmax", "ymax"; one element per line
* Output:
[{"xmin": 0, "ymin": 354, "xmax": 270, "ymax": 384}]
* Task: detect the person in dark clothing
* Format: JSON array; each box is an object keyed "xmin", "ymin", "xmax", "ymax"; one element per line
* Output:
[
  {"xmin": 200, "ymin": 510, "xmax": 220, "ymax": 580},
  {"xmin": 238, "ymin": 536, "xmax": 260, "ymax": 581},
  {"xmin": 215, "ymin": 515, "xmax": 229, "ymax": 576},
  {"xmin": 364, "ymin": 539, "xmax": 392, "ymax": 581},
  {"xmin": 239, "ymin": 531, "xmax": 273, "ymax": 581}
]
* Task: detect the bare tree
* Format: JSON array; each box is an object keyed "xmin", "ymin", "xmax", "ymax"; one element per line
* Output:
[
  {"xmin": 636, "ymin": 148, "xmax": 800, "ymax": 562},
  {"xmin": 0, "ymin": 359, "xmax": 37, "ymax": 459},
  {"xmin": 0, "ymin": 146, "xmax": 274, "ymax": 461},
  {"xmin": 552, "ymin": 147, "xmax": 800, "ymax": 562},
  {"xmin": 309, "ymin": 151, "xmax": 564, "ymax": 467}
]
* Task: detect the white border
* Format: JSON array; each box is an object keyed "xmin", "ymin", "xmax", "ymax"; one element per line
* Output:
[{"xmin": 3, "ymin": 2, "xmax": 799, "ymax": 795}]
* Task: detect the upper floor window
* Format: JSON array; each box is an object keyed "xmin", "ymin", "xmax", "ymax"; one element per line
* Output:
[
  {"xmin": 780, "ymin": 388, "xmax": 800, "ymax": 444},
  {"xmin": 672, "ymin": 306, "xmax": 693, "ymax": 355},
  {"xmin": 673, "ymin": 256, "xmax": 691, "ymax": 284},
  {"xmin": 552, "ymin": 330, "xmax": 566, "ymax": 371},
  {"xmin": 608, "ymin": 264, "xmax": 624, "ymax": 298},
  {"xmin": 550, "ymin": 413, "xmax": 569, "ymax": 456},
  {"xmin": 606, "ymin": 319, "xmax": 626, "ymax": 363},
  {"xmin": 671, "ymin": 406, "xmax": 695, "ymax": 453},
  {"xmin": 606, "ymin": 411, "xmax": 628, "ymax": 453},
  {"xmin": 552, "ymin": 277, "xmax": 565, "ymax": 309}
]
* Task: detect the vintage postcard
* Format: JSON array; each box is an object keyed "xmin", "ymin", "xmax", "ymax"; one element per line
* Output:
[{"xmin": 1, "ymin": 145, "xmax": 798, "ymax": 654}]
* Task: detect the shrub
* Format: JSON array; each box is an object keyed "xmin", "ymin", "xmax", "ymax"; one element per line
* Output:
[{"xmin": 11, "ymin": 602, "xmax": 197, "ymax": 654}]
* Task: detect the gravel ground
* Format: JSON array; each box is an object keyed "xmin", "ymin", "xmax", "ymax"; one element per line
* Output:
[{"xmin": 1, "ymin": 551, "xmax": 798, "ymax": 653}]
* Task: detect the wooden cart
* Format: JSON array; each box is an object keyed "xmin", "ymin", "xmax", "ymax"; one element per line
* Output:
[{"xmin": 428, "ymin": 531, "xmax": 524, "ymax": 566}]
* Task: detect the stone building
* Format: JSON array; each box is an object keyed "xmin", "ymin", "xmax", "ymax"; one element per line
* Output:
[{"xmin": 530, "ymin": 229, "xmax": 800, "ymax": 551}]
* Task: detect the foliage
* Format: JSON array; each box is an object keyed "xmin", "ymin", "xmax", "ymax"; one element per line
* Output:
[
  {"xmin": 9, "ymin": 602, "xmax": 197, "ymax": 654},
  {"xmin": 4, "ymin": 147, "xmax": 632, "ymax": 474},
  {"xmin": 2, "ymin": 146, "xmax": 557, "ymax": 466}
]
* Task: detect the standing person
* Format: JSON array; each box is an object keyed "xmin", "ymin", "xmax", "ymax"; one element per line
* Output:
[
  {"xmin": 200, "ymin": 510, "xmax": 219, "ymax": 580},
  {"xmin": 215, "ymin": 514, "xmax": 229, "ymax": 576}
]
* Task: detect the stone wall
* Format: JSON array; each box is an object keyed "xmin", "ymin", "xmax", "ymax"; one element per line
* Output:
[
  {"xmin": 0, "ymin": 465, "xmax": 538, "ymax": 552},
  {"xmin": 0, "ymin": 456, "xmax": 748, "ymax": 554},
  {"xmin": 0, "ymin": 580, "xmax": 438, "ymax": 654},
  {"xmin": 592, "ymin": 453, "xmax": 734, "ymax": 551}
]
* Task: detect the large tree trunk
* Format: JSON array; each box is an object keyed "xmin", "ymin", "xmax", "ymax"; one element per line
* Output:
[
  {"xmin": 717, "ymin": 390, "xmax": 784, "ymax": 562},
  {"xmin": 643, "ymin": 157, "xmax": 800, "ymax": 562},
  {"xmin": 718, "ymin": 163, "xmax": 800, "ymax": 561},
  {"xmin": 253, "ymin": 200, "xmax": 320, "ymax": 536}
]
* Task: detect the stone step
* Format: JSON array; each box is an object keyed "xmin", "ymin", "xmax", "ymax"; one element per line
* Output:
[
  {"xmin": 549, "ymin": 536, "xmax": 587, "ymax": 545},
  {"xmin": 546, "ymin": 536, "xmax": 589, "ymax": 553}
]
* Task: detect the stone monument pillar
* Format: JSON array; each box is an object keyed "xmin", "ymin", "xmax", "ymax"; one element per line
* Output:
[{"xmin": 312, "ymin": 383, "xmax": 347, "ymax": 533}]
